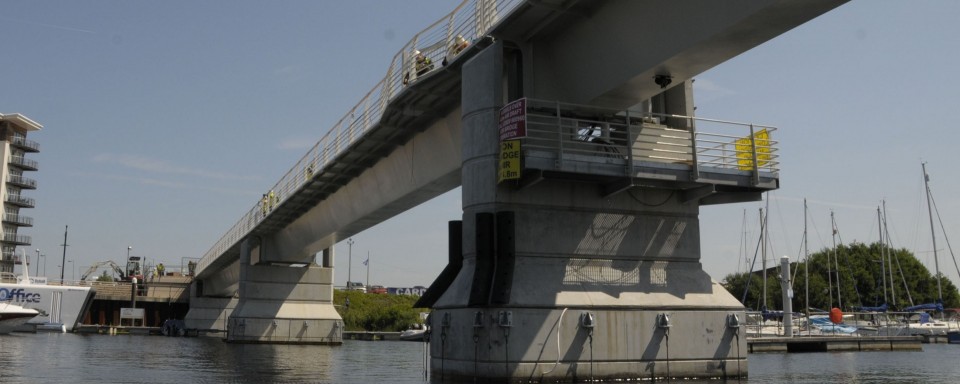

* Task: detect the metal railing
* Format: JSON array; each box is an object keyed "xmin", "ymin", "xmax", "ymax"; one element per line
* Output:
[
  {"xmin": 196, "ymin": 0, "xmax": 522, "ymax": 274},
  {"xmin": 2, "ymin": 214, "xmax": 33, "ymax": 226},
  {"xmin": 8, "ymin": 156, "xmax": 38, "ymax": 170},
  {"xmin": 521, "ymin": 99, "xmax": 780, "ymax": 177},
  {"xmin": 5, "ymin": 195, "xmax": 35, "ymax": 208},
  {"xmin": 9, "ymin": 137, "xmax": 39, "ymax": 152},
  {"xmin": 7, "ymin": 175, "xmax": 37, "ymax": 189},
  {"xmin": 1, "ymin": 233, "xmax": 31, "ymax": 245}
]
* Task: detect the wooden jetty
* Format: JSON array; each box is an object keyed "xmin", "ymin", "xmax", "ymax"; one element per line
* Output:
[{"xmin": 747, "ymin": 336, "xmax": 923, "ymax": 353}]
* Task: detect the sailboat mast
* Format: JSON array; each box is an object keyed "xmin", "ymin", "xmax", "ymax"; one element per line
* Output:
[
  {"xmin": 883, "ymin": 200, "xmax": 896, "ymax": 306},
  {"xmin": 835, "ymin": 218, "xmax": 842, "ymax": 309},
  {"xmin": 804, "ymin": 198, "xmax": 810, "ymax": 334},
  {"xmin": 877, "ymin": 206, "xmax": 887, "ymax": 304},
  {"xmin": 922, "ymin": 162, "xmax": 943, "ymax": 302},
  {"xmin": 739, "ymin": 209, "xmax": 748, "ymax": 273},
  {"xmin": 828, "ymin": 211, "xmax": 835, "ymax": 308},
  {"xmin": 760, "ymin": 207, "xmax": 767, "ymax": 310}
]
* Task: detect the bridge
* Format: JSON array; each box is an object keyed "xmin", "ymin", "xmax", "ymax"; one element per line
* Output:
[{"xmin": 184, "ymin": 0, "xmax": 847, "ymax": 380}]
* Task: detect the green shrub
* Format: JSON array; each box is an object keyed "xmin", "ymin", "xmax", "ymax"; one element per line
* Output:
[{"xmin": 334, "ymin": 290, "xmax": 428, "ymax": 331}]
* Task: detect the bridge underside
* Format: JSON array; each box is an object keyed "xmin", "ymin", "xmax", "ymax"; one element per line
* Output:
[{"xmin": 188, "ymin": 0, "xmax": 846, "ymax": 374}]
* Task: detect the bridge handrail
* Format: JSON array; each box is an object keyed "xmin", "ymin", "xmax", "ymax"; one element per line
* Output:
[
  {"xmin": 521, "ymin": 98, "xmax": 780, "ymax": 176},
  {"xmin": 196, "ymin": 0, "xmax": 523, "ymax": 274}
]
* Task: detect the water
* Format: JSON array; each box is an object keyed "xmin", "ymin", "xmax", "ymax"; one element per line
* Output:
[{"xmin": 1, "ymin": 333, "xmax": 959, "ymax": 383}]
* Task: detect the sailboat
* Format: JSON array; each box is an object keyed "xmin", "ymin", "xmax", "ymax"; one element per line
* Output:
[{"xmin": 917, "ymin": 163, "xmax": 960, "ymax": 341}]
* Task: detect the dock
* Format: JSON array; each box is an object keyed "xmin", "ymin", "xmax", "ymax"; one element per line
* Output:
[
  {"xmin": 747, "ymin": 335, "xmax": 923, "ymax": 353},
  {"xmin": 75, "ymin": 325, "xmax": 160, "ymax": 335},
  {"xmin": 343, "ymin": 331, "xmax": 402, "ymax": 341}
]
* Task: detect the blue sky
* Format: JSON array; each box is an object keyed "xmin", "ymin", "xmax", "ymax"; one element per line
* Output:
[{"xmin": 2, "ymin": 1, "xmax": 958, "ymax": 290}]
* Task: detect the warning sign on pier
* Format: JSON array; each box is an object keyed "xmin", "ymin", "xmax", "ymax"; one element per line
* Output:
[
  {"xmin": 735, "ymin": 128, "xmax": 771, "ymax": 170},
  {"xmin": 499, "ymin": 98, "xmax": 527, "ymax": 141},
  {"xmin": 498, "ymin": 139, "xmax": 521, "ymax": 182}
]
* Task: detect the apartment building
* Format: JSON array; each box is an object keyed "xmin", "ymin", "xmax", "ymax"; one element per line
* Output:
[{"xmin": 0, "ymin": 113, "xmax": 40, "ymax": 275}]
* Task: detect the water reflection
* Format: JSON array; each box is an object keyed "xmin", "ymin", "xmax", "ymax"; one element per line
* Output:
[{"xmin": 2, "ymin": 333, "xmax": 960, "ymax": 383}]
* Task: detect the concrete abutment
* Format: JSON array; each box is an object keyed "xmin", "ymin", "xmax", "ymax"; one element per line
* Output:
[
  {"xmin": 186, "ymin": 239, "xmax": 343, "ymax": 344},
  {"xmin": 227, "ymin": 238, "xmax": 342, "ymax": 344}
]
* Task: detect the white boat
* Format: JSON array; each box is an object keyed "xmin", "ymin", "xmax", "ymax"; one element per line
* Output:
[
  {"xmin": 399, "ymin": 325, "xmax": 427, "ymax": 341},
  {"xmin": 0, "ymin": 262, "xmax": 96, "ymax": 332},
  {"xmin": 907, "ymin": 321, "xmax": 950, "ymax": 336},
  {"xmin": 399, "ymin": 312, "xmax": 431, "ymax": 341},
  {"xmin": 0, "ymin": 302, "xmax": 39, "ymax": 334}
]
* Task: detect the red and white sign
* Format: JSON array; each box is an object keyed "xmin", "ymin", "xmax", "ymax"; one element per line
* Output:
[{"xmin": 498, "ymin": 98, "xmax": 527, "ymax": 141}]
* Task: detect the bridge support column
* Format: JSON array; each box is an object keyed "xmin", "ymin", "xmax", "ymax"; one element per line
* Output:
[
  {"xmin": 428, "ymin": 41, "xmax": 746, "ymax": 382},
  {"xmin": 226, "ymin": 239, "xmax": 342, "ymax": 344},
  {"xmin": 183, "ymin": 295, "xmax": 237, "ymax": 336}
]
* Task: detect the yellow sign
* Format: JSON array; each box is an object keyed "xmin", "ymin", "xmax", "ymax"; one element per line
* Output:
[
  {"xmin": 735, "ymin": 129, "xmax": 771, "ymax": 170},
  {"xmin": 498, "ymin": 139, "xmax": 521, "ymax": 182}
]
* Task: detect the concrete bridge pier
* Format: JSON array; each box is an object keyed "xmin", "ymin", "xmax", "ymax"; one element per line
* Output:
[
  {"xmin": 225, "ymin": 238, "xmax": 342, "ymax": 344},
  {"xmin": 183, "ymin": 295, "xmax": 237, "ymax": 335},
  {"xmin": 426, "ymin": 41, "xmax": 747, "ymax": 382}
]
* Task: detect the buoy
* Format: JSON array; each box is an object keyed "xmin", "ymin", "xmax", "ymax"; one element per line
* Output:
[{"xmin": 830, "ymin": 307, "xmax": 843, "ymax": 324}]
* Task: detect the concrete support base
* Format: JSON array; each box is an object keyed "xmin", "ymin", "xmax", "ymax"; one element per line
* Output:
[
  {"xmin": 226, "ymin": 263, "xmax": 342, "ymax": 344},
  {"xmin": 183, "ymin": 296, "xmax": 237, "ymax": 336},
  {"xmin": 430, "ymin": 299, "xmax": 746, "ymax": 382}
]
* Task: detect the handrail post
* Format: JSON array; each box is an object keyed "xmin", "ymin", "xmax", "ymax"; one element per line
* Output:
[
  {"xmin": 386, "ymin": 65, "xmax": 393, "ymax": 100},
  {"xmin": 555, "ymin": 100, "xmax": 563, "ymax": 169},
  {"xmin": 625, "ymin": 110, "xmax": 633, "ymax": 177},
  {"xmin": 689, "ymin": 116, "xmax": 699, "ymax": 181},
  {"xmin": 445, "ymin": 13, "xmax": 455, "ymax": 62},
  {"xmin": 749, "ymin": 124, "xmax": 759, "ymax": 186},
  {"xmin": 364, "ymin": 97, "xmax": 373, "ymax": 133}
]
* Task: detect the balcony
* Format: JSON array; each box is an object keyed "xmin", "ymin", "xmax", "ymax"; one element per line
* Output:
[
  {"xmin": 5, "ymin": 195, "xmax": 35, "ymax": 208},
  {"xmin": 509, "ymin": 99, "xmax": 779, "ymax": 201},
  {"xmin": 1, "ymin": 233, "xmax": 31, "ymax": 245},
  {"xmin": 2, "ymin": 214, "xmax": 33, "ymax": 227},
  {"xmin": 9, "ymin": 137, "xmax": 39, "ymax": 153},
  {"xmin": 8, "ymin": 156, "xmax": 38, "ymax": 171},
  {"xmin": 7, "ymin": 175, "xmax": 37, "ymax": 189},
  {"xmin": 9, "ymin": 137, "xmax": 39, "ymax": 152}
]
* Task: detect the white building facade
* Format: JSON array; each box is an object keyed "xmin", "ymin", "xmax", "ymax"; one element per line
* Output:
[{"xmin": 0, "ymin": 113, "xmax": 40, "ymax": 275}]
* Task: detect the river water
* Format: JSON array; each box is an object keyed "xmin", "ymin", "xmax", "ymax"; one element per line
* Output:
[{"xmin": 1, "ymin": 333, "xmax": 958, "ymax": 383}]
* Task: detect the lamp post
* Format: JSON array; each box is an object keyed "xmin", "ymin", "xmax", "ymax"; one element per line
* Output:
[
  {"xmin": 347, "ymin": 238, "xmax": 354, "ymax": 287},
  {"xmin": 35, "ymin": 249, "xmax": 40, "ymax": 276},
  {"xmin": 127, "ymin": 246, "xmax": 132, "ymax": 260}
]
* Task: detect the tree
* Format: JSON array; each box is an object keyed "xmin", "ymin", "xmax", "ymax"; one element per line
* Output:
[
  {"xmin": 721, "ymin": 241, "xmax": 960, "ymax": 312},
  {"xmin": 96, "ymin": 270, "xmax": 114, "ymax": 282},
  {"xmin": 334, "ymin": 290, "xmax": 428, "ymax": 331}
]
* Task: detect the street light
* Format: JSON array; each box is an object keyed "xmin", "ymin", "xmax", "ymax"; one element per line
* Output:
[
  {"xmin": 35, "ymin": 249, "xmax": 40, "ymax": 276},
  {"xmin": 347, "ymin": 238, "xmax": 354, "ymax": 286},
  {"xmin": 127, "ymin": 246, "xmax": 132, "ymax": 260}
]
